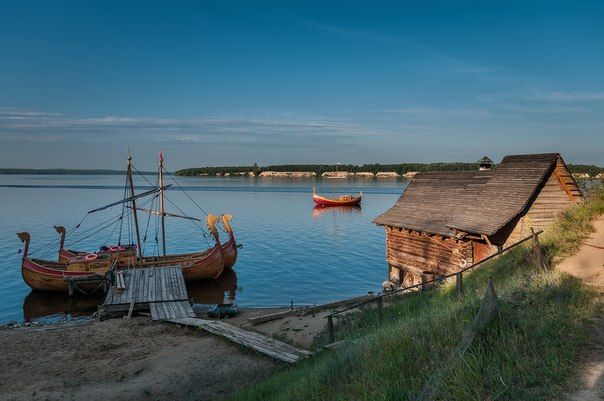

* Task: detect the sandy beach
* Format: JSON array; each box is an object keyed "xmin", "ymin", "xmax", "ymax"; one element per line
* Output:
[{"xmin": 0, "ymin": 305, "xmax": 335, "ymax": 401}]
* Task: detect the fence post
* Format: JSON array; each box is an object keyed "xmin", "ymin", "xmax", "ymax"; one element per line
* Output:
[
  {"xmin": 421, "ymin": 274, "xmax": 427, "ymax": 291},
  {"xmin": 376, "ymin": 295, "xmax": 383, "ymax": 324},
  {"xmin": 456, "ymin": 272, "xmax": 463, "ymax": 295},
  {"xmin": 530, "ymin": 227, "xmax": 546, "ymax": 269},
  {"xmin": 327, "ymin": 315, "xmax": 335, "ymax": 344}
]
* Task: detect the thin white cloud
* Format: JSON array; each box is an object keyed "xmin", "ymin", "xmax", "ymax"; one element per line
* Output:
[
  {"xmin": 382, "ymin": 106, "xmax": 492, "ymax": 119},
  {"xmin": 524, "ymin": 91, "xmax": 604, "ymax": 102},
  {"xmin": 0, "ymin": 108, "xmax": 391, "ymax": 143}
]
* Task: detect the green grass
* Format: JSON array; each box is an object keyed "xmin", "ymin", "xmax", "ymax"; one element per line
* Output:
[{"xmin": 230, "ymin": 185, "xmax": 603, "ymax": 401}]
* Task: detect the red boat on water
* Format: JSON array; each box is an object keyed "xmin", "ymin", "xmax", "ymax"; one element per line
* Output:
[{"xmin": 312, "ymin": 188, "xmax": 362, "ymax": 207}]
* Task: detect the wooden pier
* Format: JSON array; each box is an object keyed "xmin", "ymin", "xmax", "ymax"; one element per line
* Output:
[
  {"xmin": 101, "ymin": 267, "xmax": 195, "ymax": 321},
  {"xmin": 101, "ymin": 266, "xmax": 312, "ymax": 363},
  {"xmin": 169, "ymin": 317, "xmax": 313, "ymax": 363}
]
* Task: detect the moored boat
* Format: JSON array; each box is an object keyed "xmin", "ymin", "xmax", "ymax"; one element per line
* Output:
[
  {"xmin": 17, "ymin": 151, "xmax": 239, "ymax": 292},
  {"xmin": 312, "ymin": 188, "xmax": 362, "ymax": 207}
]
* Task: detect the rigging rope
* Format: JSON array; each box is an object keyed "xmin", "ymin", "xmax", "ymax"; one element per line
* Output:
[{"xmin": 131, "ymin": 163, "xmax": 222, "ymax": 238}]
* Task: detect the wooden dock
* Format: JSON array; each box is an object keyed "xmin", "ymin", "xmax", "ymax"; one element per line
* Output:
[
  {"xmin": 169, "ymin": 317, "xmax": 313, "ymax": 363},
  {"xmin": 102, "ymin": 267, "xmax": 195, "ymax": 321}
]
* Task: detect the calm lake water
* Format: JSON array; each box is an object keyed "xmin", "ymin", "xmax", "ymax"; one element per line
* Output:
[{"xmin": 0, "ymin": 174, "xmax": 408, "ymax": 323}]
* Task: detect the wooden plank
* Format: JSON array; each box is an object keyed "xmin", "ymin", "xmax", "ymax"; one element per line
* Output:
[
  {"xmin": 150, "ymin": 300, "xmax": 195, "ymax": 321},
  {"xmin": 147, "ymin": 268, "xmax": 154, "ymax": 302},
  {"xmin": 249, "ymin": 310, "xmax": 296, "ymax": 325},
  {"xmin": 416, "ymin": 278, "xmax": 499, "ymax": 401},
  {"xmin": 168, "ymin": 318, "xmax": 312, "ymax": 363},
  {"xmin": 127, "ymin": 301, "xmax": 135, "ymax": 319}
]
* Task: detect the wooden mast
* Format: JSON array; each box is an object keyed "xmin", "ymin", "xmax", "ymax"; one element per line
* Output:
[
  {"xmin": 159, "ymin": 150, "xmax": 167, "ymax": 257},
  {"xmin": 127, "ymin": 150, "xmax": 143, "ymax": 259}
]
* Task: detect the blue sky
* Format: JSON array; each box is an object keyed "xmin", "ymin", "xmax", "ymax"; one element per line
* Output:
[{"xmin": 0, "ymin": 1, "xmax": 603, "ymax": 169}]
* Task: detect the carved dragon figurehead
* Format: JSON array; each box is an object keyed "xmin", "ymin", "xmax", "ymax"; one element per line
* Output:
[
  {"xmin": 221, "ymin": 214, "xmax": 234, "ymax": 237},
  {"xmin": 17, "ymin": 232, "xmax": 31, "ymax": 258},
  {"xmin": 54, "ymin": 225, "xmax": 66, "ymax": 249},
  {"xmin": 206, "ymin": 214, "xmax": 220, "ymax": 243}
]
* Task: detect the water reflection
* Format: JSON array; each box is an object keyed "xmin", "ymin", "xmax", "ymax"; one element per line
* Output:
[
  {"xmin": 23, "ymin": 291, "xmax": 103, "ymax": 322},
  {"xmin": 22, "ymin": 269, "xmax": 238, "ymax": 321},
  {"xmin": 186, "ymin": 268, "xmax": 238, "ymax": 305},
  {"xmin": 312, "ymin": 205, "xmax": 362, "ymax": 220}
]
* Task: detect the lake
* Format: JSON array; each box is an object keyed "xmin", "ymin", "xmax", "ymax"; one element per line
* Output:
[{"xmin": 0, "ymin": 174, "xmax": 408, "ymax": 323}]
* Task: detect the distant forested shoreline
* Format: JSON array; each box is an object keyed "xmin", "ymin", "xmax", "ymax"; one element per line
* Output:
[
  {"xmin": 175, "ymin": 163, "xmax": 604, "ymax": 177},
  {"xmin": 0, "ymin": 163, "xmax": 602, "ymax": 177}
]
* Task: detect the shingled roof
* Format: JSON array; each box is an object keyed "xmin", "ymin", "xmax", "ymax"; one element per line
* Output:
[{"xmin": 373, "ymin": 153, "xmax": 565, "ymax": 237}]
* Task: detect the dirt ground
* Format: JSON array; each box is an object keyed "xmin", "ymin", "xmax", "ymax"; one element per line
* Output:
[
  {"xmin": 0, "ymin": 310, "xmax": 287, "ymax": 401},
  {"xmin": 0, "ymin": 303, "xmax": 336, "ymax": 401},
  {"xmin": 557, "ymin": 216, "xmax": 604, "ymax": 401}
]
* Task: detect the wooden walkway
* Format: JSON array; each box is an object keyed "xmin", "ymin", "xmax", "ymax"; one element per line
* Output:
[
  {"xmin": 169, "ymin": 317, "xmax": 313, "ymax": 363},
  {"xmin": 103, "ymin": 267, "xmax": 195, "ymax": 321}
]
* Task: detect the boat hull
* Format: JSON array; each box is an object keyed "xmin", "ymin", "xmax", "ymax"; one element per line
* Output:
[
  {"xmin": 312, "ymin": 193, "xmax": 362, "ymax": 207},
  {"xmin": 21, "ymin": 258, "xmax": 106, "ymax": 292},
  {"xmin": 221, "ymin": 235, "xmax": 238, "ymax": 269}
]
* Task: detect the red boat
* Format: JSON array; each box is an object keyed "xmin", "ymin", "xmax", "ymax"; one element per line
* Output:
[{"xmin": 312, "ymin": 188, "xmax": 362, "ymax": 207}]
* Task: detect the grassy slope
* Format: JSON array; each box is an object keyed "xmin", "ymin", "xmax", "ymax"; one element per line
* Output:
[{"xmin": 231, "ymin": 186, "xmax": 604, "ymax": 401}]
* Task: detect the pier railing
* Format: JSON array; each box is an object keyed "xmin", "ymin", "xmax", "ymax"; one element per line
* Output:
[{"xmin": 324, "ymin": 229, "xmax": 544, "ymax": 343}]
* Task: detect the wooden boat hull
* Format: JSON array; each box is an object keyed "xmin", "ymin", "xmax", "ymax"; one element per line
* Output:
[
  {"xmin": 221, "ymin": 235, "xmax": 238, "ymax": 269},
  {"xmin": 312, "ymin": 193, "xmax": 362, "ymax": 207},
  {"xmin": 22, "ymin": 213, "xmax": 238, "ymax": 292},
  {"xmin": 58, "ymin": 248, "xmax": 85, "ymax": 263},
  {"xmin": 21, "ymin": 258, "xmax": 106, "ymax": 292},
  {"xmin": 59, "ymin": 247, "xmax": 136, "ymax": 264},
  {"xmin": 22, "ymin": 245, "xmax": 224, "ymax": 292}
]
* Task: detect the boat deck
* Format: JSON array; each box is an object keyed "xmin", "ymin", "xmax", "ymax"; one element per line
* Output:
[{"xmin": 102, "ymin": 266, "xmax": 195, "ymax": 321}]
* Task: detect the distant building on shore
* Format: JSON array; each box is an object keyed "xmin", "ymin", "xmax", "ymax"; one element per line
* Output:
[{"xmin": 374, "ymin": 153, "xmax": 583, "ymax": 287}]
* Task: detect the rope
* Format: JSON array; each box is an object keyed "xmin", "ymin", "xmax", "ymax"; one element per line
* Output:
[
  {"xmin": 102, "ymin": 216, "xmax": 121, "ymax": 247},
  {"xmin": 162, "ymin": 165, "xmax": 227, "ymax": 236},
  {"xmin": 131, "ymin": 163, "xmax": 219, "ymax": 238}
]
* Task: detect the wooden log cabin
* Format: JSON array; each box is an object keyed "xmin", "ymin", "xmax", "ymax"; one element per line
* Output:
[{"xmin": 373, "ymin": 153, "xmax": 583, "ymax": 286}]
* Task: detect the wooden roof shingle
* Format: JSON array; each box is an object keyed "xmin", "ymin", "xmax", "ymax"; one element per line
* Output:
[{"xmin": 373, "ymin": 153, "xmax": 564, "ymax": 237}]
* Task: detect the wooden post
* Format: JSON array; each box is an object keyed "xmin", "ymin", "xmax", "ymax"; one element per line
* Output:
[
  {"xmin": 421, "ymin": 274, "xmax": 427, "ymax": 292},
  {"xmin": 456, "ymin": 272, "xmax": 463, "ymax": 295},
  {"xmin": 417, "ymin": 277, "xmax": 499, "ymax": 400},
  {"xmin": 327, "ymin": 315, "xmax": 335, "ymax": 344},
  {"xmin": 530, "ymin": 227, "xmax": 546, "ymax": 269},
  {"xmin": 68, "ymin": 281, "xmax": 74, "ymax": 298},
  {"xmin": 376, "ymin": 296, "xmax": 383, "ymax": 324}
]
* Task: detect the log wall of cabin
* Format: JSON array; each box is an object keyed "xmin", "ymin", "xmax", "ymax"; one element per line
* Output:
[
  {"xmin": 385, "ymin": 227, "xmax": 472, "ymax": 285},
  {"xmin": 501, "ymin": 169, "xmax": 576, "ymax": 247}
]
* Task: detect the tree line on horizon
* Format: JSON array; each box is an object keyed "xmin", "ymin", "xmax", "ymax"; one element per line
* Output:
[{"xmin": 175, "ymin": 163, "xmax": 604, "ymax": 177}]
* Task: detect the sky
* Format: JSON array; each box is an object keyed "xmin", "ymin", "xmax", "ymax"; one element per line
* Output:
[{"xmin": 0, "ymin": 1, "xmax": 603, "ymax": 170}]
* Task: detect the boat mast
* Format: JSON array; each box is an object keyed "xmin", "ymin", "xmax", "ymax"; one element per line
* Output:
[
  {"xmin": 159, "ymin": 150, "xmax": 167, "ymax": 257},
  {"xmin": 127, "ymin": 149, "xmax": 143, "ymax": 259},
  {"xmin": 333, "ymin": 162, "xmax": 339, "ymax": 195}
]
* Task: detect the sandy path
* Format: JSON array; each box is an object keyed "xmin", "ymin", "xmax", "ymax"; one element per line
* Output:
[
  {"xmin": 557, "ymin": 216, "xmax": 604, "ymax": 401},
  {"xmin": 0, "ymin": 315, "xmax": 281, "ymax": 401},
  {"xmin": 557, "ymin": 216, "xmax": 604, "ymax": 287}
]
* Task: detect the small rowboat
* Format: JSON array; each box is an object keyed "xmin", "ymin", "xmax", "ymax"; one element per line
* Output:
[{"xmin": 312, "ymin": 188, "xmax": 362, "ymax": 207}]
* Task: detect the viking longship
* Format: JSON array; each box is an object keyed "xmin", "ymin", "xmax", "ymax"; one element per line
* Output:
[{"xmin": 17, "ymin": 151, "xmax": 238, "ymax": 292}]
